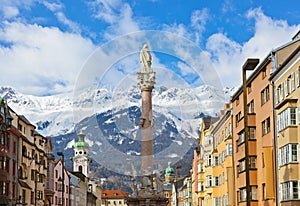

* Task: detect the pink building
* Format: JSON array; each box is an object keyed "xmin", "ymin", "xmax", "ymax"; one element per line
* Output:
[{"xmin": 53, "ymin": 159, "xmax": 70, "ymax": 206}]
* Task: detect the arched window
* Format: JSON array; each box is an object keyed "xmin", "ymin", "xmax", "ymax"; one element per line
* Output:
[{"xmin": 79, "ymin": 165, "xmax": 83, "ymax": 173}]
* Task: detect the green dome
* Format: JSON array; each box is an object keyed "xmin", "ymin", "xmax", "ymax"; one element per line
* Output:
[
  {"xmin": 74, "ymin": 141, "xmax": 89, "ymax": 149},
  {"xmin": 74, "ymin": 129, "xmax": 89, "ymax": 149},
  {"xmin": 165, "ymin": 162, "xmax": 175, "ymax": 177}
]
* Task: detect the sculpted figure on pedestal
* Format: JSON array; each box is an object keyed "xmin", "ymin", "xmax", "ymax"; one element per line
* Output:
[{"xmin": 140, "ymin": 44, "xmax": 152, "ymax": 73}]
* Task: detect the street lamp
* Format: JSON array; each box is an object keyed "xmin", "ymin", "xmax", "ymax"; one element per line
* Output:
[
  {"xmin": 57, "ymin": 152, "xmax": 65, "ymax": 206},
  {"xmin": 242, "ymin": 58, "xmax": 259, "ymax": 206}
]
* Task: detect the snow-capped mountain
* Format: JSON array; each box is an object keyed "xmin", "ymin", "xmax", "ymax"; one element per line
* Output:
[
  {"xmin": 0, "ymin": 85, "xmax": 235, "ymax": 137},
  {"xmin": 0, "ymin": 85, "xmax": 236, "ymax": 179}
]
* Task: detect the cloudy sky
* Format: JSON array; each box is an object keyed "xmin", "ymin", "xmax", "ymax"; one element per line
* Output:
[{"xmin": 0, "ymin": 0, "xmax": 299, "ymax": 96}]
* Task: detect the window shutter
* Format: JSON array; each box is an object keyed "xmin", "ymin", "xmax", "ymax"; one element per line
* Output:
[
  {"xmin": 274, "ymin": 88, "xmax": 278, "ymax": 104},
  {"xmin": 296, "ymin": 68, "xmax": 300, "ymax": 87},
  {"xmin": 291, "ymin": 73, "xmax": 295, "ymax": 91},
  {"xmin": 298, "ymin": 105, "xmax": 300, "ymax": 124},
  {"xmin": 284, "ymin": 79, "xmax": 288, "ymax": 97}
]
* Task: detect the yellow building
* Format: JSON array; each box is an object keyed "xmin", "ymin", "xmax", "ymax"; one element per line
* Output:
[
  {"xmin": 270, "ymin": 44, "xmax": 300, "ymax": 205},
  {"xmin": 211, "ymin": 104, "xmax": 235, "ymax": 206},
  {"xmin": 200, "ymin": 116, "xmax": 218, "ymax": 206}
]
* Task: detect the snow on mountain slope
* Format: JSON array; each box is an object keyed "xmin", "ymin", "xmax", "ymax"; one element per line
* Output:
[{"xmin": 0, "ymin": 85, "xmax": 236, "ymax": 136}]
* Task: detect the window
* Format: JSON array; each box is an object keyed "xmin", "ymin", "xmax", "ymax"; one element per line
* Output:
[
  {"xmin": 22, "ymin": 189, "xmax": 26, "ymax": 203},
  {"xmin": 280, "ymin": 181, "xmax": 300, "ymax": 201},
  {"xmin": 205, "ymin": 135, "xmax": 212, "ymax": 146},
  {"xmin": 262, "ymin": 68, "xmax": 267, "ymax": 79},
  {"xmin": 214, "ymin": 176, "xmax": 219, "ymax": 186},
  {"xmin": 261, "ymin": 86, "xmax": 270, "ymax": 105},
  {"xmin": 214, "ymin": 197, "xmax": 221, "ymax": 206},
  {"xmin": 277, "ymin": 108, "xmax": 297, "ymax": 131},
  {"xmin": 262, "ymin": 117, "xmax": 271, "ymax": 135},
  {"xmin": 251, "ymin": 186, "xmax": 258, "ymax": 200},
  {"xmin": 249, "ymin": 157, "xmax": 256, "ymax": 169},
  {"xmin": 248, "ymin": 100, "xmax": 254, "ymax": 113},
  {"xmin": 214, "ymin": 156, "xmax": 219, "ymax": 166},
  {"xmin": 31, "ymin": 149, "xmax": 35, "ymax": 159},
  {"xmin": 37, "ymin": 190, "xmax": 43, "ymax": 200},
  {"xmin": 31, "ymin": 191, "xmax": 34, "ymax": 204},
  {"xmin": 249, "ymin": 127, "xmax": 256, "ymax": 139},
  {"xmin": 198, "ymin": 162, "xmax": 204, "ymax": 173},
  {"xmin": 238, "ymin": 131, "xmax": 245, "ymax": 144},
  {"xmin": 18, "ymin": 123, "xmax": 22, "ymax": 131},
  {"xmin": 239, "ymin": 188, "xmax": 247, "ymax": 202},
  {"xmin": 0, "ymin": 156, "xmax": 8, "ymax": 171},
  {"xmin": 279, "ymin": 83, "xmax": 284, "ymax": 101},
  {"xmin": 235, "ymin": 112, "xmax": 242, "ymax": 127},
  {"xmin": 198, "ymin": 181, "xmax": 204, "ymax": 192},
  {"xmin": 206, "ymin": 175, "xmax": 212, "ymax": 187},
  {"xmin": 0, "ymin": 132, "xmax": 8, "ymax": 146},
  {"xmin": 206, "ymin": 155, "xmax": 212, "ymax": 166},
  {"xmin": 236, "ymin": 97, "xmax": 240, "ymax": 106},
  {"xmin": 247, "ymin": 84, "xmax": 252, "ymax": 93},
  {"xmin": 13, "ymin": 160, "xmax": 16, "ymax": 177},
  {"xmin": 31, "ymin": 169, "xmax": 35, "ymax": 181},
  {"xmin": 263, "ymin": 184, "xmax": 266, "ymax": 200},
  {"xmin": 226, "ymin": 144, "xmax": 232, "ymax": 156},
  {"xmin": 58, "ymin": 197, "xmax": 62, "ymax": 205},
  {"xmin": 279, "ymin": 144, "xmax": 298, "ymax": 166}
]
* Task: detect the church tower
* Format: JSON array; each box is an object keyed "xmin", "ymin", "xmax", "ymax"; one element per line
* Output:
[{"xmin": 73, "ymin": 129, "xmax": 90, "ymax": 177}]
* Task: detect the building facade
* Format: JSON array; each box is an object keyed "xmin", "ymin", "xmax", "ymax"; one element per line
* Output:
[
  {"xmin": 11, "ymin": 111, "xmax": 48, "ymax": 206},
  {"xmin": 211, "ymin": 104, "xmax": 235, "ymax": 206},
  {"xmin": 270, "ymin": 45, "xmax": 300, "ymax": 205},
  {"xmin": 0, "ymin": 99, "xmax": 19, "ymax": 206},
  {"xmin": 231, "ymin": 34, "xmax": 300, "ymax": 205},
  {"xmin": 53, "ymin": 159, "xmax": 70, "ymax": 206},
  {"xmin": 199, "ymin": 116, "xmax": 218, "ymax": 206}
]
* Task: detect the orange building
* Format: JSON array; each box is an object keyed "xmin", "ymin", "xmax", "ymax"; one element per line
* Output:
[{"xmin": 231, "ymin": 34, "xmax": 300, "ymax": 205}]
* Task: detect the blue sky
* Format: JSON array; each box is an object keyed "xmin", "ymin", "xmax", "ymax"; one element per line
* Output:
[{"xmin": 0, "ymin": 0, "xmax": 299, "ymax": 95}]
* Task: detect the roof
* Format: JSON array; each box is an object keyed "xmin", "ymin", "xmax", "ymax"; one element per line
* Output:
[
  {"xmin": 70, "ymin": 171, "xmax": 86, "ymax": 182},
  {"xmin": 102, "ymin": 190, "xmax": 129, "ymax": 198},
  {"xmin": 18, "ymin": 115, "xmax": 35, "ymax": 127},
  {"xmin": 202, "ymin": 116, "xmax": 219, "ymax": 130},
  {"xmin": 270, "ymin": 45, "xmax": 300, "ymax": 80}
]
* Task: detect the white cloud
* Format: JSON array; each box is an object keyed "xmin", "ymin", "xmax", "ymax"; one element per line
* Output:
[
  {"xmin": 191, "ymin": 9, "xmax": 209, "ymax": 31},
  {"xmin": 206, "ymin": 8, "xmax": 300, "ymax": 87},
  {"xmin": 0, "ymin": 21, "xmax": 96, "ymax": 95},
  {"xmin": 41, "ymin": 1, "xmax": 81, "ymax": 34},
  {"xmin": 89, "ymin": 0, "xmax": 140, "ymax": 39},
  {"xmin": 0, "ymin": 0, "xmax": 35, "ymax": 19},
  {"xmin": 2, "ymin": 6, "xmax": 19, "ymax": 19},
  {"xmin": 42, "ymin": 2, "xmax": 63, "ymax": 12}
]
